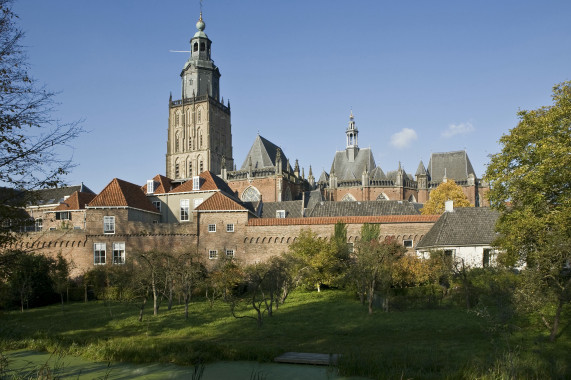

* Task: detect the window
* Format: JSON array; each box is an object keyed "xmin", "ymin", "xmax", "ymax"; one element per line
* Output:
[
  {"xmin": 483, "ymin": 249, "xmax": 493, "ymax": 268},
  {"xmin": 35, "ymin": 218, "xmax": 42, "ymax": 232},
  {"xmin": 198, "ymin": 109, "xmax": 201, "ymax": 123},
  {"xmin": 226, "ymin": 224, "xmax": 234, "ymax": 232},
  {"xmin": 194, "ymin": 198, "xmax": 203, "ymax": 209},
  {"xmin": 175, "ymin": 134, "xmax": 180, "ymax": 152},
  {"xmin": 113, "ymin": 242, "xmax": 125, "ymax": 264},
  {"xmin": 56, "ymin": 212, "xmax": 70, "ymax": 220},
  {"xmin": 152, "ymin": 201, "xmax": 161, "ymax": 212},
  {"xmin": 208, "ymin": 224, "xmax": 216, "ymax": 232},
  {"xmin": 180, "ymin": 199, "xmax": 189, "ymax": 221},
  {"xmin": 242, "ymin": 186, "xmax": 261, "ymax": 201},
  {"xmin": 347, "ymin": 242, "xmax": 354, "ymax": 254},
  {"xmin": 209, "ymin": 250, "xmax": 218, "ymax": 259},
  {"xmin": 73, "ymin": 226, "xmax": 81, "ymax": 230},
  {"xmin": 403, "ymin": 240, "xmax": 413, "ymax": 248},
  {"xmin": 188, "ymin": 161, "xmax": 192, "ymax": 175},
  {"xmin": 103, "ymin": 216, "xmax": 115, "ymax": 234},
  {"xmin": 444, "ymin": 249, "xmax": 455, "ymax": 257},
  {"xmin": 199, "ymin": 160, "xmax": 203, "ymax": 173},
  {"xmin": 193, "ymin": 176, "xmax": 200, "ymax": 190},
  {"xmin": 49, "ymin": 227, "xmax": 56, "ymax": 231},
  {"xmin": 276, "ymin": 210, "xmax": 286, "ymax": 218},
  {"xmin": 226, "ymin": 249, "xmax": 234, "ymax": 258},
  {"xmin": 175, "ymin": 163, "xmax": 180, "ymax": 178},
  {"xmin": 147, "ymin": 180, "xmax": 155, "ymax": 194},
  {"xmin": 94, "ymin": 243, "xmax": 106, "ymax": 265}
]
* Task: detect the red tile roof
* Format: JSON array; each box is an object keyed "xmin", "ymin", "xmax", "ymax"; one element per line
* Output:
[
  {"xmin": 195, "ymin": 192, "xmax": 248, "ymax": 212},
  {"xmin": 53, "ymin": 191, "xmax": 96, "ymax": 211},
  {"xmin": 247, "ymin": 214, "xmax": 440, "ymax": 226},
  {"xmin": 141, "ymin": 174, "xmax": 174, "ymax": 194},
  {"xmin": 88, "ymin": 178, "xmax": 159, "ymax": 213},
  {"xmin": 169, "ymin": 171, "xmax": 236, "ymax": 194}
]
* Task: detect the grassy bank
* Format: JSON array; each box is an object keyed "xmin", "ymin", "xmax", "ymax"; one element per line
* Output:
[{"xmin": 0, "ymin": 290, "xmax": 569, "ymax": 379}]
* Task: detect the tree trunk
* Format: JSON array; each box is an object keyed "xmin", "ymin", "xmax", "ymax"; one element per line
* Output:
[
  {"xmin": 184, "ymin": 293, "xmax": 190, "ymax": 320},
  {"xmin": 138, "ymin": 296, "xmax": 147, "ymax": 322},
  {"xmin": 550, "ymin": 298, "xmax": 564, "ymax": 342},
  {"xmin": 84, "ymin": 284, "xmax": 88, "ymax": 303},
  {"xmin": 367, "ymin": 279, "xmax": 375, "ymax": 314},
  {"xmin": 317, "ymin": 283, "xmax": 321, "ymax": 292}
]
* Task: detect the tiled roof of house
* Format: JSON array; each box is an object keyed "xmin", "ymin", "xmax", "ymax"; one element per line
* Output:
[
  {"xmin": 141, "ymin": 174, "xmax": 174, "ymax": 194},
  {"xmin": 26, "ymin": 184, "xmax": 94, "ymax": 206},
  {"xmin": 53, "ymin": 191, "xmax": 96, "ymax": 211},
  {"xmin": 240, "ymin": 135, "xmax": 291, "ymax": 172},
  {"xmin": 88, "ymin": 178, "xmax": 159, "ymax": 213},
  {"xmin": 427, "ymin": 150, "xmax": 476, "ymax": 182},
  {"xmin": 170, "ymin": 171, "xmax": 236, "ymax": 194},
  {"xmin": 195, "ymin": 192, "xmax": 250, "ymax": 212},
  {"xmin": 248, "ymin": 214, "xmax": 440, "ymax": 226},
  {"xmin": 308, "ymin": 200, "xmax": 420, "ymax": 217},
  {"xmin": 416, "ymin": 207, "xmax": 499, "ymax": 249}
]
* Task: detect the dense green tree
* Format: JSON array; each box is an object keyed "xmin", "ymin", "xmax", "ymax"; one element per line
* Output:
[
  {"xmin": 421, "ymin": 180, "xmax": 472, "ymax": 214},
  {"xmin": 485, "ymin": 81, "xmax": 571, "ymax": 341}
]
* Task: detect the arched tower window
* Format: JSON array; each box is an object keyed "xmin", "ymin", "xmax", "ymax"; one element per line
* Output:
[
  {"xmin": 200, "ymin": 42, "xmax": 205, "ymax": 51},
  {"xmin": 188, "ymin": 137, "xmax": 192, "ymax": 150},
  {"xmin": 198, "ymin": 109, "xmax": 202, "ymax": 123},
  {"xmin": 175, "ymin": 159, "xmax": 180, "ymax": 178},
  {"xmin": 242, "ymin": 186, "xmax": 261, "ymax": 202},
  {"xmin": 175, "ymin": 133, "xmax": 180, "ymax": 153},
  {"xmin": 199, "ymin": 129, "xmax": 203, "ymax": 148},
  {"xmin": 188, "ymin": 160, "xmax": 193, "ymax": 177},
  {"xmin": 193, "ymin": 42, "xmax": 198, "ymax": 52}
]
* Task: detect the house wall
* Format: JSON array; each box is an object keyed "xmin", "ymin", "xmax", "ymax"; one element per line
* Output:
[
  {"xmin": 416, "ymin": 245, "xmax": 497, "ymax": 268},
  {"xmin": 151, "ymin": 191, "xmax": 216, "ymax": 223}
]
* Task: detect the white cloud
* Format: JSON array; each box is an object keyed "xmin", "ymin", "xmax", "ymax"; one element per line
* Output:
[
  {"xmin": 390, "ymin": 128, "xmax": 418, "ymax": 149},
  {"xmin": 441, "ymin": 122, "xmax": 474, "ymax": 138}
]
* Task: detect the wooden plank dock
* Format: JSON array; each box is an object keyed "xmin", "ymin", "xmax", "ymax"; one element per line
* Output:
[{"xmin": 274, "ymin": 352, "xmax": 340, "ymax": 366}]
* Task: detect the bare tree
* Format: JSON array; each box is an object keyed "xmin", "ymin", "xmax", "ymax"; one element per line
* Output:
[{"xmin": 0, "ymin": 0, "xmax": 83, "ymax": 245}]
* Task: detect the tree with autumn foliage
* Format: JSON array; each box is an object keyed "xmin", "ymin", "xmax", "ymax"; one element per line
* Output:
[
  {"xmin": 485, "ymin": 81, "xmax": 571, "ymax": 342},
  {"xmin": 421, "ymin": 180, "xmax": 472, "ymax": 214}
]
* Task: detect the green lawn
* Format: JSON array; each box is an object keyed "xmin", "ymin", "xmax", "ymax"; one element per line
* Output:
[{"xmin": 0, "ymin": 290, "xmax": 569, "ymax": 379}]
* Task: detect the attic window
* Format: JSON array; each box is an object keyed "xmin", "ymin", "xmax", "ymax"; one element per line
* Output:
[
  {"xmin": 147, "ymin": 180, "xmax": 155, "ymax": 194},
  {"xmin": 403, "ymin": 240, "xmax": 413, "ymax": 248},
  {"xmin": 276, "ymin": 210, "xmax": 286, "ymax": 218},
  {"xmin": 193, "ymin": 176, "xmax": 200, "ymax": 190}
]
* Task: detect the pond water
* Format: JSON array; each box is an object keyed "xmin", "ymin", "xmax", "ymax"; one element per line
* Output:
[{"xmin": 3, "ymin": 350, "xmax": 368, "ymax": 379}]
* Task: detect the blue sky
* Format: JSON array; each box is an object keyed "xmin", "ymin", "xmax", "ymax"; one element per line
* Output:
[{"xmin": 13, "ymin": 1, "xmax": 571, "ymax": 193}]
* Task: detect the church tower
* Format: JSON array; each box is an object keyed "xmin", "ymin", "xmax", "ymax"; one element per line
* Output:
[{"xmin": 166, "ymin": 13, "xmax": 234, "ymax": 181}]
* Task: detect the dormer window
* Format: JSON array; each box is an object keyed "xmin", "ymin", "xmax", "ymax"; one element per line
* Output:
[
  {"xmin": 276, "ymin": 210, "xmax": 286, "ymax": 218},
  {"xmin": 193, "ymin": 176, "xmax": 200, "ymax": 190},
  {"xmin": 147, "ymin": 180, "xmax": 155, "ymax": 194}
]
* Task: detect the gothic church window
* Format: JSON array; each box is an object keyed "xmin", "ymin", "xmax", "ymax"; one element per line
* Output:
[
  {"xmin": 341, "ymin": 194, "xmax": 356, "ymax": 202},
  {"xmin": 175, "ymin": 133, "xmax": 180, "ymax": 152},
  {"xmin": 242, "ymin": 186, "xmax": 261, "ymax": 202},
  {"xmin": 188, "ymin": 161, "xmax": 193, "ymax": 177},
  {"xmin": 198, "ymin": 109, "xmax": 201, "ymax": 123},
  {"xmin": 175, "ymin": 162, "xmax": 180, "ymax": 178}
]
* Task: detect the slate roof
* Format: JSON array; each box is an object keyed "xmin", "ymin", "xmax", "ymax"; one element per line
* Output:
[
  {"xmin": 427, "ymin": 151, "xmax": 476, "ymax": 182},
  {"xmin": 305, "ymin": 189, "xmax": 324, "ymax": 212},
  {"xmin": 416, "ymin": 207, "xmax": 499, "ymax": 249},
  {"xmin": 240, "ymin": 135, "xmax": 290, "ymax": 172},
  {"xmin": 169, "ymin": 171, "xmax": 236, "ymax": 195},
  {"xmin": 88, "ymin": 178, "xmax": 159, "ymax": 213},
  {"xmin": 195, "ymin": 192, "xmax": 250, "ymax": 212},
  {"xmin": 370, "ymin": 167, "xmax": 387, "ymax": 180},
  {"xmin": 318, "ymin": 170, "xmax": 329, "ymax": 184},
  {"xmin": 259, "ymin": 200, "xmax": 304, "ymax": 218},
  {"xmin": 53, "ymin": 191, "xmax": 96, "ymax": 211},
  {"xmin": 308, "ymin": 200, "xmax": 420, "ymax": 217},
  {"xmin": 415, "ymin": 160, "xmax": 427, "ymax": 176},
  {"xmin": 330, "ymin": 147, "xmax": 376, "ymax": 181},
  {"xmin": 141, "ymin": 174, "xmax": 174, "ymax": 194},
  {"xmin": 26, "ymin": 184, "xmax": 94, "ymax": 206}
]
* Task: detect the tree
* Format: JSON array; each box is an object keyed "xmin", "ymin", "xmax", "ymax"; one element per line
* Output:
[
  {"xmin": 485, "ymin": 81, "xmax": 571, "ymax": 341},
  {"xmin": 421, "ymin": 180, "xmax": 472, "ymax": 214},
  {"xmin": 0, "ymin": 0, "xmax": 83, "ymax": 245},
  {"xmin": 172, "ymin": 250, "xmax": 205, "ymax": 320},
  {"xmin": 50, "ymin": 252, "xmax": 69, "ymax": 307},
  {"xmin": 350, "ymin": 224, "xmax": 406, "ymax": 313},
  {"xmin": 287, "ymin": 229, "xmax": 336, "ymax": 292}
]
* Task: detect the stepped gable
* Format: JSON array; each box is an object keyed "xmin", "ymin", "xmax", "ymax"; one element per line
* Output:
[
  {"xmin": 308, "ymin": 200, "xmax": 420, "ymax": 217},
  {"xmin": 330, "ymin": 147, "xmax": 375, "ymax": 181},
  {"xmin": 240, "ymin": 135, "xmax": 290, "ymax": 172},
  {"xmin": 195, "ymin": 191, "xmax": 253, "ymax": 212},
  {"xmin": 26, "ymin": 184, "xmax": 94, "ymax": 206},
  {"xmin": 88, "ymin": 178, "xmax": 159, "ymax": 213},
  {"xmin": 170, "ymin": 171, "xmax": 235, "ymax": 195},
  {"xmin": 427, "ymin": 150, "xmax": 475, "ymax": 182},
  {"xmin": 53, "ymin": 191, "xmax": 96, "ymax": 211},
  {"xmin": 141, "ymin": 174, "xmax": 173, "ymax": 194},
  {"xmin": 259, "ymin": 200, "xmax": 304, "ymax": 218},
  {"xmin": 416, "ymin": 207, "xmax": 499, "ymax": 249}
]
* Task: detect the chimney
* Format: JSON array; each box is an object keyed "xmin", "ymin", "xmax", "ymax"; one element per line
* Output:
[{"xmin": 445, "ymin": 200, "xmax": 454, "ymax": 212}]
